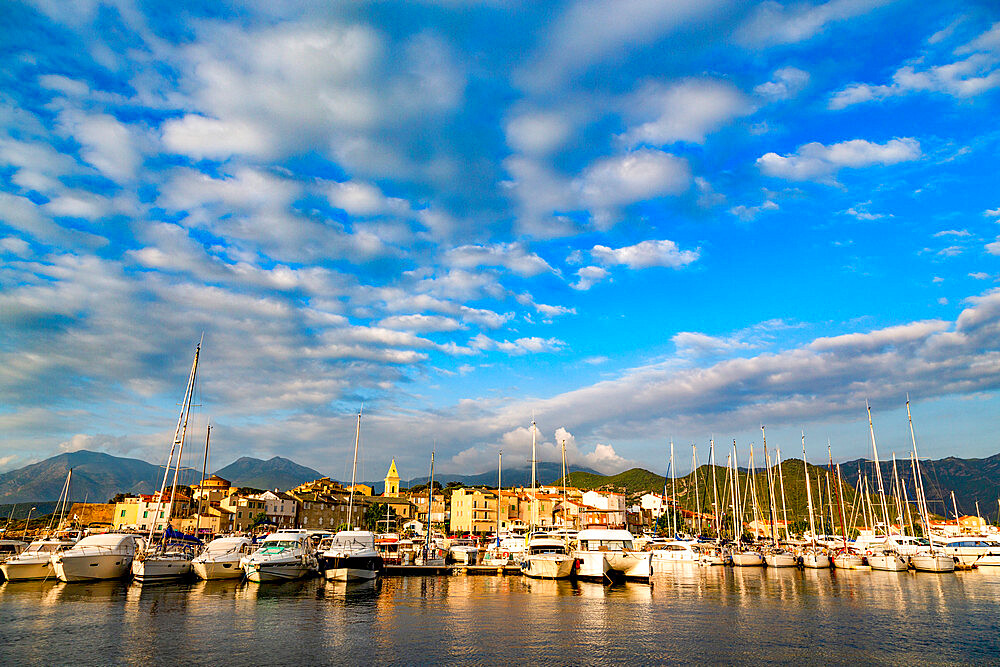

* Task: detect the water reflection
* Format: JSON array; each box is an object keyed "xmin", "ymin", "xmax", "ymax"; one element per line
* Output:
[{"xmin": 2, "ymin": 570, "xmax": 1000, "ymax": 664}]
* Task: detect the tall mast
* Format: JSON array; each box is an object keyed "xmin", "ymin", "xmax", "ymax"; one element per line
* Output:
[
  {"xmin": 530, "ymin": 417, "xmax": 537, "ymax": 529},
  {"xmin": 495, "ymin": 450, "xmax": 502, "ymax": 542},
  {"xmin": 866, "ymin": 401, "xmax": 892, "ymax": 538},
  {"xmin": 48, "ymin": 468, "xmax": 73, "ymax": 532},
  {"xmin": 710, "ymin": 438, "xmax": 721, "ymax": 539},
  {"xmin": 951, "ymin": 491, "xmax": 961, "ymax": 535},
  {"xmin": 748, "ymin": 444, "xmax": 761, "ymax": 542},
  {"xmin": 907, "ymin": 397, "xmax": 935, "ymax": 549},
  {"xmin": 763, "ymin": 428, "xmax": 778, "ymax": 546},
  {"xmin": 802, "ymin": 433, "xmax": 817, "ymax": 545},
  {"xmin": 691, "ymin": 444, "xmax": 701, "ymax": 535},
  {"xmin": 149, "ymin": 340, "xmax": 201, "ymax": 544},
  {"xmin": 669, "ymin": 440, "xmax": 677, "ymax": 536},
  {"xmin": 560, "ymin": 439, "xmax": 568, "ymax": 528},
  {"xmin": 891, "ymin": 453, "xmax": 905, "ymax": 535},
  {"xmin": 732, "ymin": 441, "xmax": 742, "ymax": 542},
  {"xmin": 776, "ymin": 448, "xmax": 791, "ymax": 542},
  {"xmin": 196, "ymin": 422, "xmax": 211, "ymax": 539},
  {"xmin": 346, "ymin": 407, "xmax": 362, "ymax": 529},
  {"xmin": 425, "ymin": 448, "xmax": 435, "ymax": 557}
]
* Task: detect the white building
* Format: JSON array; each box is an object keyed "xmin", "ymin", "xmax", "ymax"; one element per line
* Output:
[
  {"xmin": 581, "ymin": 490, "xmax": 626, "ymax": 527},
  {"xmin": 248, "ymin": 490, "xmax": 299, "ymax": 529},
  {"xmin": 640, "ymin": 493, "xmax": 673, "ymax": 516}
]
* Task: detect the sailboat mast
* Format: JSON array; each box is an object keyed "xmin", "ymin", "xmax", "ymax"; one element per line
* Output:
[
  {"xmin": 866, "ymin": 401, "xmax": 892, "ymax": 537},
  {"xmin": 776, "ymin": 448, "xmax": 791, "ymax": 542},
  {"xmin": 763, "ymin": 429, "xmax": 778, "ymax": 546},
  {"xmin": 907, "ymin": 398, "xmax": 935, "ymax": 549},
  {"xmin": 732, "ymin": 441, "xmax": 742, "ymax": 542},
  {"xmin": 195, "ymin": 422, "xmax": 211, "ymax": 539},
  {"xmin": 346, "ymin": 408, "xmax": 362, "ymax": 529},
  {"xmin": 530, "ymin": 418, "xmax": 537, "ymax": 529},
  {"xmin": 425, "ymin": 449, "xmax": 435, "ymax": 558},
  {"xmin": 710, "ymin": 438, "xmax": 721, "ymax": 539},
  {"xmin": 670, "ymin": 440, "xmax": 677, "ymax": 536},
  {"xmin": 149, "ymin": 341, "xmax": 201, "ymax": 544},
  {"xmin": 496, "ymin": 451, "xmax": 502, "ymax": 541},
  {"xmin": 560, "ymin": 439, "xmax": 568, "ymax": 530},
  {"xmin": 891, "ymin": 453, "xmax": 906, "ymax": 535},
  {"xmin": 691, "ymin": 445, "xmax": 701, "ymax": 535},
  {"xmin": 802, "ymin": 434, "xmax": 816, "ymax": 545},
  {"xmin": 951, "ymin": 491, "xmax": 961, "ymax": 535}
]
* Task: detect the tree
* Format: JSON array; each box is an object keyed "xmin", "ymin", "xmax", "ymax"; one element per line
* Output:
[
  {"xmin": 250, "ymin": 512, "xmax": 269, "ymax": 526},
  {"xmin": 363, "ymin": 503, "xmax": 386, "ymax": 530},
  {"xmin": 108, "ymin": 493, "xmax": 127, "ymax": 504}
]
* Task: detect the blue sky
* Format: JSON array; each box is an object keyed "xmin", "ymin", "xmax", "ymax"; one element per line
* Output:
[{"xmin": 2, "ymin": 0, "xmax": 1000, "ymax": 481}]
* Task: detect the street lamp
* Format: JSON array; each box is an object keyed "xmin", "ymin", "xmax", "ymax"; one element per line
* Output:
[{"xmin": 22, "ymin": 506, "xmax": 36, "ymax": 539}]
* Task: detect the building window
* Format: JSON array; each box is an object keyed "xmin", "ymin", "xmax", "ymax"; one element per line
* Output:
[{"xmin": 120, "ymin": 510, "xmax": 126, "ymax": 517}]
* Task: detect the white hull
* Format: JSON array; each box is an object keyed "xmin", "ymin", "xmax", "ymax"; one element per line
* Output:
[
  {"xmin": 449, "ymin": 546, "xmax": 480, "ymax": 565},
  {"xmin": 731, "ymin": 551, "xmax": 764, "ymax": 567},
  {"xmin": 324, "ymin": 566, "xmax": 378, "ymax": 581},
  {"xmin": 802, "ymin": 553, "xmax": 831, "ymax": 569},
  {"xmin": 0, "ymin": 558, "xmax": 54, "ymax": 581},
  {"xmin": 765, "ymin": 552, "xmax": 798, "ymax": 568},
  {"xmin": 867, "ymin": 553, "xmax": 908, "ymax": 571},
  {"xmin": 975, "ymin": 554, "xmax": 1000, "ymax": 567},
  {"xmin": 573, "ymin": 551, "xmax": 611, "ymax": 580},
  {"xmin": 192, "ymin": 559, "xmax": 244, "ymax": 580},
  {"xmin": 910, "ymin": 553, "xmax": 955, "ymax": 573},
  {"xmin": 833, "ymin": 554, "xmax": 865, "ymax": 570},
  {"xmin": 605, "ymin": 551, "xmax": 652, "ymax": 580},
  {"xmin": 54, "ymin": 554, "xmax": 133, "ymax": 582},
  {"xmin": 245, "ymin": 561, "xmax": 311, "ymax": 582},
  {"xmin": 132, "ymin": 556, "xmax": 193, "ymax": 583},
  {"xmin": 522, "ymin": 555, "xmax": 574, "ymax": 579}
]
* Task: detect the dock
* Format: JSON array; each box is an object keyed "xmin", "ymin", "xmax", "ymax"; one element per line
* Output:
[{"xmin": 383, "ymin": 564, "xmax": 523, "ymax": 576}]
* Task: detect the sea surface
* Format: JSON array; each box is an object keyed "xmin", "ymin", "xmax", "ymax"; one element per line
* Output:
[{"xmin": 2, "ymin": 566, "xmax": 999, "ymax": 666}]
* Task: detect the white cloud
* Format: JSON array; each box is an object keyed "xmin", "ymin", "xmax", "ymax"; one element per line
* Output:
[
  {"xmin": 58, "ymin": 110, "xmax": 141, "ymax": 182},
  {"xmin": 757, "ymin": 138, "xmax": 921, "ymax": 182},
  {"xmin": 327, "ymin": 180, "xmax": 411, "ymax": 217},
  {"xmin": 731, "ymin": 200, "xmax": 779, "ymax": 221},
  {"xmin": 933, "ymin": 229, "xmax": 971, "ymax": 238},
  {"xmin": 470, "ymin": 334, "xmax": 565, "ymax": 355},
  {"xmin": 736, "ymin": 0, "xmax": 890, "ymax": 47},
  {"xmin": 576, "ymin": 149, "xmax": 691, "ymax": 227},
  {"xmin": 986, "ymin": 238, "xmax": 1000, "ymax": 256},
  {"xmin": 505, "ymin": 111, "xmax": 573, "ymax": 155},
  {"xmin": 969, "ymin": 272, "xmax": 990, "ymax": 280},
  {"xmin": 378, "ymin": 314, "xmax": 463, "ymax": 332},
  {"xmin": 571, "ymin": 266, "xmax": 610, "ymax": 291},
  {"xmin": 161, "ymin": 115, "xmax": 272, "ymax": 161},
  {"xmin": 445, "ymin": 242, "xmax": 553, "ymax": 277},
  {"xmin": 754, "ymin": 67, "xmax": 810, "ymax": 100},
  {"xmin": 623, "ymin": 79, "xmax": 751, "ymax": 146},
  {"xmin": 591, "ymin": 239, "xmax": 699, "ymax": 269},
  {"xmin": 829, "ymin": 23, "xmax": 1000, "ymax": 109},
  {"xmin": 983, "ymin": 207, "xmax": 1000, "ymax": 220}
]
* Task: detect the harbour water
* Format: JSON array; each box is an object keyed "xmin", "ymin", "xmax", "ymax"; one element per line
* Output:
[{"xmin": 2, "ymin": 567, "xmax": 999, "ymax": 665}]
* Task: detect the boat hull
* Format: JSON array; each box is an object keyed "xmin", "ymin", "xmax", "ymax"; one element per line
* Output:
[
  {"xmin": 764, "ymin": 552, "xmax": 798, "ymax": 568},
  {"xmin": 573, "ymin": 551, "xmax": 611, "ymax": 580},
  {"xmin": 320, "ymin": 554, "xmax": 383, "ymax": 581},
  {"xmin": 802, "ymin": 553, "xmax": 831, "ymax": 569},
  {"xmin": 833, "ymin": 554, "xmax": 865, "ymax": 570},
  {"xmin": 53, "ymin": 554, "xmax": 133, "ymax": 582},
  {"xmin": 449, "ymin": 547, "xmax": 480, "ymax": 565},
  {"xmin": 910, "ymin": 553, "xmax": 956, "ymax": 573},
  {"xmin": 192, "ymin": 559, "xmax": 244, "ymax": 580},
  {"xmin": 0, "ymin": 558, "xmax": 54, "ymax": 581},
  {"xmin": 132, "ymin": 556, "xmax": 193, "ymax": 583},
  {"xmin": 245, "ymin": 561, "xmax": 311, "ymax": 582},
  {"xmin": 731, "ymin": 551, "xmax": 764, "ymax": 567},
  {"xmin": 867, "ymin": 553, "xmax": 908, "ymax": 571},
  {"xmin": 521, "ymin": 555, "xmax": 574, "ymax": 579}
]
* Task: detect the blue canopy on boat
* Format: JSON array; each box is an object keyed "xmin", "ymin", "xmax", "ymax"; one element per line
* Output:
[{"xmin": 164, "ymin": 525, "xmax": 203, "ymax": 544}]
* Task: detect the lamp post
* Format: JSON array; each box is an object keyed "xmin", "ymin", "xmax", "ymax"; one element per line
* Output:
[{"xmin": 22, "ymin": 506, "xmax": 36, "ymax": 539}]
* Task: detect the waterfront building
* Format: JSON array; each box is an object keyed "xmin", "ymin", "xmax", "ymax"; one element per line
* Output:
[
  {"xmin": 288, "ymin": 490, "xmax": 352, "ymax": 530},
  {"xmin": 190, "ymin": 475, "xmax": 233, "ymax": 507},
  {"xmin": 406, "ymin": 492, "xmax": 447, "ymax": 528},
  {"xmin": 113, "ymin": 492, "xmax": 192, "ymax": 532},
  {"xmin": 366, "ymin": 496, "xmax": 416, "ymax": 530},
  {"xmin": 384, "ymin": 459, "xmax": 400, "ymax": 497},
  {"xmin": 450, "ymin": 488, "xmax": 498, "ymax": 534},
  {"xmin": 347, "ymin": 484, "xmax": 373, "ymax": 496},
  {"xmin": 247, "ymin": 490, "xmax": 299, "ymax": 529},
  {"xmin": 581, "ymin": 491, "xmax": 626, "ymax": 527},
  {"xmin": 219, "ymin": 494, "xmax": 267, "ymax": 533}
]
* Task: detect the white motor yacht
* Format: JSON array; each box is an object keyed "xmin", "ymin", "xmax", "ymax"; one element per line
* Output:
[
  {"xmin": 53, "ymin": 533, "xmax": 144, "ymax": 582},
  {"xmin": 192, "ymin": 537, "xmax": 253, "ymax": 580},
  {"xmin": 0, "ymin": 539, "xmax": 28, "ymax": 568},
  {"xmin": 521, "ymin": 534, "xmax": 574, "ymax": 579},
  {"xmin": 941, "ymin": 537, "xmax": 1000, "ymax": 567},
  {"xmin": 242, "ymin": 530, "xmax": 317, "ymax": 582},
  {"xmin": 0, "ymin": 537, "xmax": 77, "ymax": 581},
  {"xmin": 318, "ymin": 530, "xmax": 384, "ymax": 581},
  {"xmin": 448, "ymin": 536, "xmax": 481, "ymax": 565},
  {"xmin": 573, "ymin": 529, "xmax": 651, "ymax": 582}
]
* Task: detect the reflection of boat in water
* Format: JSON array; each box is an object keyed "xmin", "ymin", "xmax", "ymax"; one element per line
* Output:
[
  {"xmin": 241, "ymin": 530, "xmax": 317, "ymax": 583},
  {"xmin": 192, "ymin": 537, "xmax": 253, "ymax": 580},
  {"xmin": 573, "ymin": 529, "xmax": 652, "ymax": 582}
]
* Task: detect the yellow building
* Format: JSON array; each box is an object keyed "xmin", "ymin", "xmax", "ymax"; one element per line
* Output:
[
  {"xmin": 450, "ymin": 488, "xmax": 507, "ymax": 534},
  {"xmin": 347, "ymin": 484, "xmax": 373, "ymax": 496},
  {"xmin": 384, "ymin": 459, "xmax": 400, "ymax": 497},
  {"xmin": 190, "ymin": 475, "xmax": 232, "ymax": 508}
]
